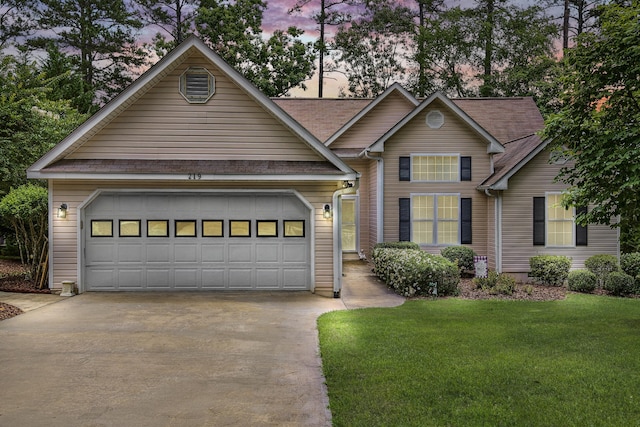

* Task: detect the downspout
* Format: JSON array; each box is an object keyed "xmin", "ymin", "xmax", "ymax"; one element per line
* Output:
[
  {"xmin": 484, "ymin": 188, "xmax": 502, "ymax": 273},
  {"xmin": 363, "ymin": 149, "xmax": 384, "ymax": 243},
  {"xmin": 332, "ymin": 178, "xmax": 359, "ymax": 297}
]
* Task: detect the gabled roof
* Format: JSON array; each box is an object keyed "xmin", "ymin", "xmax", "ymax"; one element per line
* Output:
[
  {"xmin": 479, "ymin": 134, "xmax": 549, "ymax": 190},
  {"xmin": 323, "ymin": 83, "xmax": 419, "ymax": 146},
  {"xmin": 272, "ymin": 98, "xmax": 371, "ymax": 142},
  {"xmin": 452, "ymin": 97, "xmax": 544, "ymax": 144},
  {"xmin": 368, "ymin": 91, "xmax": 505, "ymax": 154},
  {"xmin": 29, "ymin": 36, "xmax": 356, "ymax": 180}
]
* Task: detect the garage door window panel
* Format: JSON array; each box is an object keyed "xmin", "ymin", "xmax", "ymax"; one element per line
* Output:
[
  {"xmin": 257, "ymin": 220, "xmax": 278, "ymax": 237},
  {"xmin": 230, "ymin": 220, "xmax": 251, "ymax": 237},
  {"xmin": 202, "ymin": 220, "xmax": 224, "ymax": 237},
  {"xmin": 147, "ymin": 220, "xmax": 169, "ymax": 237},
  {"xmin": 284, "ymin": 220, "xmax": 305, "ymax": 237},
  {"xmin": 119, "ymin": 220, "xmax": 141, "ymax": 237},
  {"xmin": 91, "ymin": 220, "xmax": 113, "ymax": 237},
  {"xmin": 175, "ymin": 220, "xmax": 197, "ymax": 237}
]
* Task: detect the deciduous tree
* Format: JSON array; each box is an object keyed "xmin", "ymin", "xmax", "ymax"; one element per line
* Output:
[
  {"xmin": 0, "ymin": 184, "xmax": 48, "ymax": 285},
  {"xmin": 542, "ymin": 1, "xmax": 640, "ymax": 230},
  {"xmin": 0, "ymin": 54, "xmax": 87, "ymax": 195}
]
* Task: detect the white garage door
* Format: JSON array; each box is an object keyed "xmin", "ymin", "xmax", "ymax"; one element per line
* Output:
[{"xmin": 83, "ymin": 192, "xmax": 311, "ymax": 291}]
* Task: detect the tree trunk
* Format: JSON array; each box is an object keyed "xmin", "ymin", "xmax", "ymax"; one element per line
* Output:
[
  {"xmin": 480, "ymin": 0, "xmax": 494, "ymax": 97},
  {"xmin": 563, "ymin": 0, "xmax": 570, "ymax": 49}
]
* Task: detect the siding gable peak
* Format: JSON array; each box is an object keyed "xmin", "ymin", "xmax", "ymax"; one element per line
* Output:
[
  {"xmin": 325, "ymin": 83, "xmax": 419, "ymax": 147},
  {"xmin": 29, "ymin": 36, "xmax": 356, "ymax": 179},
  {"xmin": 367, "ymin": 91, "xmax": 505, "ymax": 155}
]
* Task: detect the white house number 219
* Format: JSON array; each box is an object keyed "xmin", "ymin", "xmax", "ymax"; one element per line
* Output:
[{"xmin": 188, "ymin": 173, "xmax": 202, "ymax": 180}]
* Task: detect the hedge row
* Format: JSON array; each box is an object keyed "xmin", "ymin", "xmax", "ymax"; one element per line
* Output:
[
  {"xmin": 371, "ymin": 244, "xmax": 460, "ymax": 297},
  {"xmin": 553, "ymin": 253, "xmax": 640, "ymax": 296}
]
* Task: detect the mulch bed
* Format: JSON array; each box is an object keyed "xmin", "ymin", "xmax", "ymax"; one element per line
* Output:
[
  {"xmin": 0, "ymin": 258, "xmax": 50, "ymax": 321},
  {"xmin": 0, "ymin": 303, "xmax": 23, "ymax": 321},
  {"xmin": 457, "ymin": 277, "xmax": 567, "ymax": 301}
]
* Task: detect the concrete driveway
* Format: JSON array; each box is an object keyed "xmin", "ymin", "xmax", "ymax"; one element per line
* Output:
[{"xmin": 0, "ymin": 262, "xmax": 404, "ymax": 427}]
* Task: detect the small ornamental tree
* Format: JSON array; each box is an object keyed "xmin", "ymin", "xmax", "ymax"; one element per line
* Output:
[{"xmin": 0, "ymin": 184, "xmax": 48, "ymax": 286}]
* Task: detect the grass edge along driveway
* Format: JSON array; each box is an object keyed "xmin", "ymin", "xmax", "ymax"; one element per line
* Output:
[{"xmin": 318, "ymin": 294, "xmax": 640, "ymax": 427}]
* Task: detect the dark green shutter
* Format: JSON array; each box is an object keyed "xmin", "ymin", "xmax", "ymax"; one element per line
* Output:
[
  {"xmin": 461, "ymin": 157, "xmax": 472, "ymax": 181},
  {"xmin": 399, "ymin": 157, "xmax": 411, "ymax": 181},
  {"xmin": 576, "ymin": 206, "xmax": 588, "ymax": 246},
  {"xmin": 461, "ymin": 198, "xmax": 472, "ymax": 244},
  {"xmin": 399, "ymin": 198, "xmax": 411, "ymax": 241},
  {"xmin": 533, "ymin": 197, "xmax": 545, "ymax": 246}
]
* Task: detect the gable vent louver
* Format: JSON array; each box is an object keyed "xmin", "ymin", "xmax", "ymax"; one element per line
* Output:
[
  {"xmin": 426, "ymin": 110, "xmax": 445, "ymax": 129},
  {"xmin": 180, "ymin": 67, "xmax": 215, "ymax": 103}
]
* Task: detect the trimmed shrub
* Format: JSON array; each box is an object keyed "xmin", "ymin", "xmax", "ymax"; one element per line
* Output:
[
  {"xmin": 585, "ymin": 254, "xmax": 619, "ymax": 287},
  {"xmin": 604, "ymin": 271, "xmax": 635, "ymax": 296},
  {"xmin": 440, "ymin": 246, "xmax": 477, "ymax": 276},
  {"xmin": 373, "ymin": 242, "xmax": 420, "ymax": 251},
  {"xmin": 371, "ymin": 248, "xmax": 460, "ymax": 297},
  {"xmin": 529, "ymin": 255, "xmax": 571, "ymax": 286},
  {"xmin": 620, "ymin": 253, "xmax": 640, "ymax": 279},
  {"xmin": 568, "ymin": 270, "xmax": 597, "ymax": 293}
]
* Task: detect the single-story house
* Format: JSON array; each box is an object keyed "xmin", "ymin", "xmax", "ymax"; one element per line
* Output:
[{"xmin": 28, "ymin": 37, "xmax": 619, "ymax": 296}]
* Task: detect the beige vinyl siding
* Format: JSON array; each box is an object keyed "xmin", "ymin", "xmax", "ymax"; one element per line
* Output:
[
  {"xmin": 344, "ymin": 159, "xmax": 371, "ymax": 255},
  {"xmin": 501, "ymin": 148, "xmax": 619, "ymax": 273},
  {"xmin": 382, "ymin": 100, "xmax": 491, "ymax": 256},
  {"xmin": 367, "ymin": 158, "xmax": 379, "ymax": 256},
  {"xmin": 68, "ymin": 52, "xmax": 323, "ymax": 162},
  {"xmin": 50, "ymin": 179, "xmax": 339, "ymax": 296},
  {"xmin": 331, "ymin": 92, "xmax": 416, "ymax": 150}
]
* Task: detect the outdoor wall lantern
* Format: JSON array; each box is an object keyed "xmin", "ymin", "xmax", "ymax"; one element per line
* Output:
[
  {"xmin": 323, "ymin": 204, "xmax": 333, "ymax": 219},
  {"xmin": 57, "ymin": 203, "xmax": 68, "ymax": 219}
]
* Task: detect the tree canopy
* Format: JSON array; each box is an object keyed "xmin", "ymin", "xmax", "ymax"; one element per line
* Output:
[
  {"xmin": 0, "ymin": 53, "xmax": 88, "ymax": 196},
  {"xmin": 32, "ymin": 0, "xmax": 148, "ymax": 104},
  {"xmin": 196, "ymin": 0, "xmax": 316, "ymax": 97},
  {"xmin": 542, "ymin": 1, "xmax": 640, "ymax": 229}
]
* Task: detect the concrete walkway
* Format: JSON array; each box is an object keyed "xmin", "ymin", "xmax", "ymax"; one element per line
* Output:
[{"xmin": 0, "ymin": 261, "xmax": 403, "ymax": 426}]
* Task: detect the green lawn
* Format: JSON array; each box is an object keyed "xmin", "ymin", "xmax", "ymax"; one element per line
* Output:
[{"xmin": 318, "ymin": 294, "xmax": 640, "ymax": 427}]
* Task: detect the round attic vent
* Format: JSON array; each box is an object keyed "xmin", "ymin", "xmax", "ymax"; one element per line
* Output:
[{"xmin": 426, "ymin": 110, "xmax": 444, "ymax": 129}]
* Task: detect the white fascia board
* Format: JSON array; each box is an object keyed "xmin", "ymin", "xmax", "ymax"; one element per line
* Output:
[
  {"xmin": 28, "ymin": 172, "xmax": 359, "ymax": 181},
  {"xmin": 368, "ymin": 91, "xmax": 505, "ymax": 154},
  {"xmin": 325, "ymin": 83, "xmax": 419, "ymax": 147}
]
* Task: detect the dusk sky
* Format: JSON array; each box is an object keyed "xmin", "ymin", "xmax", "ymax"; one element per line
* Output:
[{"xmin": 254, "ymin": 0, "xmax": 552, "ymax": 96}]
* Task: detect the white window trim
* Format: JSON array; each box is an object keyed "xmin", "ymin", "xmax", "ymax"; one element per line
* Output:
[
  {"xmin": 411, "ymin": 193, "xmax": 461, "ymax": 246},
  {"xmin": 410, "ymin": 153, "xmax": 461, "ymax": 183},
  {"xmin": 341, "ymin": 194, "xmax": 359, "ymax": 253},
  {"xmin": 545, "ymin": 192, "xmax": 575, "ymax": 248}
]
